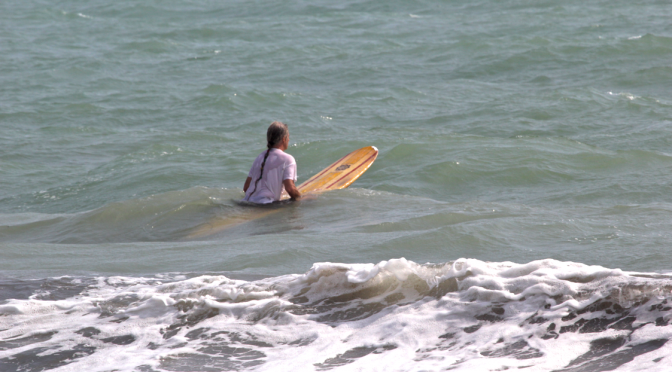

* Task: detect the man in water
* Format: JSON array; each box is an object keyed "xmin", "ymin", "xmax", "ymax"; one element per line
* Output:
[{"xmin": 243, "ymin": 121, "xmax": 302, "ymax": 203}]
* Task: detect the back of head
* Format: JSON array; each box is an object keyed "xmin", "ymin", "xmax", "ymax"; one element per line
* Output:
[{"xmin": 267, "ymin": 121, "xmax": 289, "ymax": 149}]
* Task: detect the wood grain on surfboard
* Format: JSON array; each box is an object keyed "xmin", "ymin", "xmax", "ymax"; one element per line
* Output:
[
  {"xmin": 289, "ymin": 145, "xmax": 378, "ymax": 196},
  {"xmin": 187, "ymin": 146, "xmax": 378, "ymax": 238}
]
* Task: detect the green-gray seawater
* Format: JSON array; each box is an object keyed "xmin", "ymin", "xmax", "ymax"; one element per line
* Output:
[
  {"xmin": 2, "ymin": 1, "xmax": 672, "ymax": 371},
  {"xmin": 3, "ymin": 0, "xmax": 672, "ymax": 274}
]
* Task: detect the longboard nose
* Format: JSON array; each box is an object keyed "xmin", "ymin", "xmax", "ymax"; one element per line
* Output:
[{"xmin": 296, "ymin": 146, "xmax": 378, "ymax": 194}]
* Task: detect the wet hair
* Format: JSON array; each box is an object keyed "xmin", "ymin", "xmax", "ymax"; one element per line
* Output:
[
  {"xmin": 267, "ymin": 121, "xmax": 289, "ymax": 149},
  {"xmin": 247, "ymin": 121, "xmax": 289, "ymax": 200}
]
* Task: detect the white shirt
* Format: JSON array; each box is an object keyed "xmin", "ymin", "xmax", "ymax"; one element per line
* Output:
[{"xmin": 243, "ymin": 148, "xmax": 297, "ymax": 204}]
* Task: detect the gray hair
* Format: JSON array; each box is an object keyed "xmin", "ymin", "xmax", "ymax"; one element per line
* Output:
[{"xmin": 267, "ymin": 121, "xmax": 289, "ymax": 149}]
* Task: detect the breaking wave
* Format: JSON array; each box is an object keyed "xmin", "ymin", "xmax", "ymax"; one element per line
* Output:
[{"xmin": 1, "ymin": 258, "xmax": 671, "ymax": 371}]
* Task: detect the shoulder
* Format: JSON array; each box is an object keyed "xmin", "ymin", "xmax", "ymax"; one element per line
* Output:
[
  {"xmin": 273, "ymin": 149, "xmax": 296, "ymax": 164},
  {"xmin": 252, "ymin": 150, "xmax": 268, "ymax": 164},
  {"xmin": 282, "ymin": 151, "xmax": 296, "ymax": 165}
]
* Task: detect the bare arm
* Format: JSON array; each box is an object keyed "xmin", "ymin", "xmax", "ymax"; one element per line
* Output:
[
  {"xmin": 243, "ymin": 177, "xmax": 252, "ymax": 192},
  {"xmin": 283, "ymin": 179, "xmax": 301, "ymax": 200}
]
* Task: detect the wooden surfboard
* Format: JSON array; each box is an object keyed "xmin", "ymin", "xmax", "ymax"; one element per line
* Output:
[
  {"xmin": 187, "ymin": 146, "xmax": 378, "ymax": 238},
  {"xmin": 289, "ymin": 145, "xmax": 378, "ymax": 197}
]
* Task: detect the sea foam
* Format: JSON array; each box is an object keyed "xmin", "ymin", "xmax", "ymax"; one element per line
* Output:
[{"xmin": 1, "ymin": 258, "xmax": 671, "ymax": 371}]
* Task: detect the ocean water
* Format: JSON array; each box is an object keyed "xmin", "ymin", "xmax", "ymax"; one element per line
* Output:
[{"xmin": 2, "ymin": 0, "xmax": 672, "ymax": 371}]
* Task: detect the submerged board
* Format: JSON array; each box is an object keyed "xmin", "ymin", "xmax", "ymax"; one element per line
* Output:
[{"xmin": 187, "ymin": 146, "xmax": 378, "ymax": 238}]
